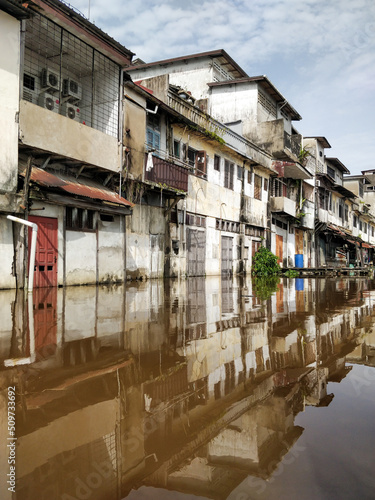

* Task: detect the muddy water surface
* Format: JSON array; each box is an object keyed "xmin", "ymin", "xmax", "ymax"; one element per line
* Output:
[{"xmin": 0, "ymin": 276, "xmax": 375, "ymax": 500}]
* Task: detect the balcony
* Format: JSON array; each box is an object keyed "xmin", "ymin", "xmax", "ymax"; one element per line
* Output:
[
  {"xmin": 19, "ymin": 101, "xmax": 120, "ymax": 172},
  {"xmin": 144, "ymin": 153, "xmax": 189, "ymax": 192},
  {"xmin": 271, "ymin": 196, "xmax": 296, "ymax": 217},
  {"xmin": 241, "ymin": 196, "xmax": 267, "ymax": 227}
]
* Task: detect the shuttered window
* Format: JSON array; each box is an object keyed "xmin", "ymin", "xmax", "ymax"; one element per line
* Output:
[{"xmin": 254, "ymin": 174, "xmax": 262, "ymax": 200}]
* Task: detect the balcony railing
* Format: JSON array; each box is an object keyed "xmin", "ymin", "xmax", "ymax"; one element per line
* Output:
[
  {"xmin": 271, "ymin": 196, "xmax": 296, "ymax": 217},
  {"xmin": 144, "ymin": 153, "xmax": 189, "ymax": 192},
  {"xmin": 284, "ymin": 131, "xmax": 302, "ymax": 158}
]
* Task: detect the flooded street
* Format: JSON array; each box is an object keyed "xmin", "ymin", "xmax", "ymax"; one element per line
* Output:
[{"xmin": 1, "ymin": 276, "xmax": 375, "ymax": 500}]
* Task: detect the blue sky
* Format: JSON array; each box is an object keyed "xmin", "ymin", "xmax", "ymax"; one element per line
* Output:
[{"xmin": 71, "ymin": 0, "xmax": 375, "ymax": 174}]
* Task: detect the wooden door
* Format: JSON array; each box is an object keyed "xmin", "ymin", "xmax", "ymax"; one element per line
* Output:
[
  {"xmin": 221, "ymin": 236, "xmax": 233, "ymax": 275},
  {"xmin": 295, "ymin": 229, "xmax": 303, "ymax": 255},
  {"xmin": 28, "ymin": 216, "xmax": 58, "ymax": 287},
  {"xmin": 276, "ymin": 235, "xmax": 283, "ymax": 264},
  {"xmin": 187, "ymin": 228, "xmax": 206, "ymax": 276}
]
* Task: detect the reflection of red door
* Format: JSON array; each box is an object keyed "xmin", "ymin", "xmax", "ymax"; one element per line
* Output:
[
  {"xmin": 276, "ymin": 235, "xmax": 283, "ymax": 264},
  {"xmin": 33, "ymin": 287, "xmax": 57, "ymax": 357},
  {"xmin": 28, "ymin": 216, "xmax": 58, "ymax": 287}
]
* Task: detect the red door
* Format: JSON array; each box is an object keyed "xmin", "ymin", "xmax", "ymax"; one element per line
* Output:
[{"xmin": 28, "ymin": 216, "xmax": 58, "ymax": 287}]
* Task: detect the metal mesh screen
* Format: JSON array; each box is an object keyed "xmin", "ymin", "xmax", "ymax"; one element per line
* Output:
[{"xmin": 23, "ymin": 13, "xmax": 120, "ymax": 138}]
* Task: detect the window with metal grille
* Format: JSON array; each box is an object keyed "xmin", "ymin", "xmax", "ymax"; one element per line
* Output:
[
  {"xmin": 273, "ymin": 178, "xmax": 287, "ymax": 198},
  {"xmin": 23, "ymin": 12, "xmax": 120, "ymax": 137},
  {"xmin": 224, "ymin": 160, "xmax": 234, "ymax": 189},
  {"xmin": 254, "ymin": 174, "xmax": 262, "ymax": 200},
  {"xmin": 359, "ymin": 182, "xmax": 364, "ymax": 197}
]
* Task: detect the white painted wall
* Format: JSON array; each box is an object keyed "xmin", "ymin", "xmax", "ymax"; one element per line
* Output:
[
  {"xmin": 0, "ymin": 217, "xmax": 17, "ymax": 288},
  {"xmin": 0, "ymin": 11, "xmax": 19, "ymax": 194}
]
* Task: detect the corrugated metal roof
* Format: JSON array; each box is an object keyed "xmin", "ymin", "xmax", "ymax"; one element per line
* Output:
[{"xmin": 26, "ymin": 167, "xmax": 134, "ymax": 208}]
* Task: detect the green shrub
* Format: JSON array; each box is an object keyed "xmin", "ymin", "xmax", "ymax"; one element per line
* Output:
[{"xmin": 252, "ymin": 246, "xmax": 281, "ymax": 277}]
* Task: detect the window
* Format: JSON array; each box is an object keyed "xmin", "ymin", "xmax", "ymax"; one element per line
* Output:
[
  {"xmin": 327, "ymin": 166, "xmax": 335, "ymax": 180},
  {"xmin": 264, "ymin": 178, "xmax": 269, "ymax": 192},
  {"xmin": 187, "ymin": 147, "xmax": 197, "ymax": 168},
  {"xmin": 338, "ymin": 199, "xmax": 343, "ymax": 218},
  {"xmin": 237, "ymin": 165, "xmax": 243, "ymax": 180},
  {"xmin": 146, "ymin": 114, "xmax": 161, "ymax": 152},
  {"xmin": 224, "ymin": 160, "xmax": 234, "ymax": 189},
  {"xmin": 372, "ymin": 226, "xmax": 374, "ymax": 237},
  {"xmin": 214, "ymin": 155, "xmax": 221, "ymax": 171},
  {"xmin": 364, "ymin": 222, "xmax": 367, "ymax": 234},
  {"xmin": 195, "ymin": 150, "xmax": 207, "ymax": 177},
  {"xmin": 345, "ymin": 204, "xmax": 349, "ymax": 222},
  {"xmin": 173, "ymin": 139, "xmax": 180, "ymax": 158},
  {"xmin": 274, "ymin": 178, "xmax": 286, "ymax": 198},
  {"xmin": 23, "ymin": 73, "xmax": 35, "ymax": 90},
  {"xmin": 353, "ymin": 215, "xmax": 357, "ymax": 228},
  {"xmin": 359, "ymin": 182, "xmax": 364, "ymax": 198},
  {"xmin": 247, "ymin": 170, "xmax": 252, "ymax": 184},
  {"xmin": 66, "ymin": 207, "xmax": 96, "ymax": 231},
  {"xmin": 359, "ymin": 220, "xmax": 363, "ymax": 231},
  {"xmin": 254, "ymin": 175, "xmax": 262, "ymax": 200}
]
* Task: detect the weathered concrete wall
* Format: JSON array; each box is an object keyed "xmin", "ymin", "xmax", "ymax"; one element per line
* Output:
[
  {"xmin": 0, "ymin": 217, "xmax": 17, "ymax": 289},
  {"xmin": 66, "ymin": 231, "xmax": 97, "ymax": 285},
  {"xmin": 98, "ymin": 216, "xmax": 125, "ymax": 283},
  {"xmin": 19, "ymin": 101, "xmax": 120, "ymax": 172},
  {"xmin": 0, "ymin": 11, "xmax": 19, "ymax": 195},
  {"xmin": 209, "ymin": 82, "xmax": 258, "ymax": 126},
  {"xmin": 123, "ymin": 86, "xmax": 147, "ymax": 180},
  {"xmin": 126, "ymin": 205, "xmax": 166, "ymax": 279}
]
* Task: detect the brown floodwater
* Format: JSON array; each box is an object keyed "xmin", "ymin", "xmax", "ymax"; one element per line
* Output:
[{"xmin": 0, "ymin": 276, "xmax": 375, "ymax": 500}]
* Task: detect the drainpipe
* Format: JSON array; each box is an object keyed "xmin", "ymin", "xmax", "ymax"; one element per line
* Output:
[{"xmin": 7, "ymin": 215, "xmax": 38, "ymax": 293}]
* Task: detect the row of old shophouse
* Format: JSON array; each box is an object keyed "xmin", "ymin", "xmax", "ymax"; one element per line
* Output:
[{"xmin": 1, "ymin": 0, "xmax": 375, "ymax": 290}]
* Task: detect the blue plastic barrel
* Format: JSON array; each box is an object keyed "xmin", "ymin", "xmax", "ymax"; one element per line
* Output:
[{"xmin": 295, "ymin": 254, "xmax": 304, "ymax": 268}]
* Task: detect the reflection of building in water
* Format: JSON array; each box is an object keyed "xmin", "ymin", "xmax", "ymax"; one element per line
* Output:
[{"xmin": 1, "ymin": 277, "xmax": 375, "ymax": 499}]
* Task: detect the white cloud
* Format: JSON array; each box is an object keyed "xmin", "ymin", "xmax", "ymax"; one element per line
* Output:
[{"xmin": 70, "ymin": 0, "xmax": 375, "ymax": 173}]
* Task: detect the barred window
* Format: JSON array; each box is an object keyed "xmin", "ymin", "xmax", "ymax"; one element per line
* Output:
[
  {"xmin": 23, "ymin": 13, "xmax": 120, "ymax": 137},
  {"xmin": 66, "ymin": 207, "xmax": 96, "ymax": 231}
]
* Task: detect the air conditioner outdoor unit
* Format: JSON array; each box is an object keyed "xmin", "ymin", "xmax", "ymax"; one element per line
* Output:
[
  {"xmin": 61, "ymin": 103, "xmax": 80, "ymax": 122},
  {"xmin": 38, "ymin": 92, "xmax": 59, "ymax": 112},
  {"xmin": 63, "ymin": 78, "xmax": 82, "ymax": 101},
  {"xmin": 40, "ymin": 68, "xmax": 60, "ymax": 92}
]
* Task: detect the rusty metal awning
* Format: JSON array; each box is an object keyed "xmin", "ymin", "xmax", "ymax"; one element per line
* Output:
[{"xmin": 24, "ymin": 167, "xmax": 134, "ymax": 208}]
